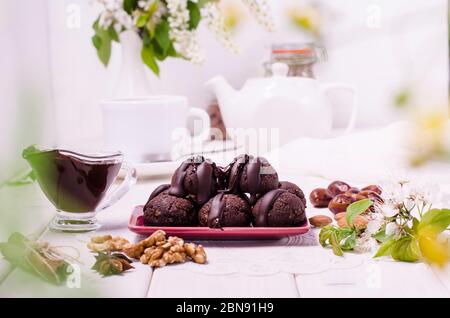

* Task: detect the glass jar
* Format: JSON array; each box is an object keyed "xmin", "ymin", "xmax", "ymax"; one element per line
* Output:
[{"xmin": 264, "ymin": 42, "xmax": 327, "ymax": 78}]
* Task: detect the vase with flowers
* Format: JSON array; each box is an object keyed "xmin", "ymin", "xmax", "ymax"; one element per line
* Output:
[{"xmin": 92, "ymin": 0, "xmax": 275, "ymax": 95}]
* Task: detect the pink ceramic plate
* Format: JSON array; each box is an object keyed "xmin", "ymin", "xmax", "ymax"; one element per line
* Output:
[{"xmin": 128, "ymin": 205, "xmax": 310, "ymax": 240}]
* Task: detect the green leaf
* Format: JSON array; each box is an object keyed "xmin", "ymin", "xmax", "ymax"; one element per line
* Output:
[
  {"xmin": 108, "ymin": 26, "xmax": 119, "ymax": 42},
  {"xmin": 124, "ymin": 0, "xmax": 138, "ymax": 14},
  {"xmin": 418, "ymin": 209, "xmax": 450, "ymax": 236},
  {"xmin": 341, "ymin": 231, "xmax": 357, "ymax": 251},
  {"xmin": 373, "ymin": 227, "xmax": 390, "ymax": 243},
  {"xmin": 391, "ymin": 236, "xmax": 420, "ymax": 262},
  {"xmin": 412, "ymin": 217, "xmax": 420, "ymax": 234},
  {"xmin": 141, "ymin": 44, "xmax": 160, "ymax": 76},
  {"xmin": 346, "ymin": 199, "xmax": 372, "ymax": 226},
  {"xmin": 136, "ymin": 14, "xmax": 149, "ymax": 28},
  {"xmin": 92, "ymin": 19, "xmax": 112, "ymax": 66},
  {"xmin": 155, "ymin": 20, "xmax": 171, "ymax": 54},
  {"xmin": 330, "ymin": 232, "xmax": 343, "ymax": 256},
  {"xmin": 374, "ymin": 237, "xmax": 395, "ymax": 258},
  {"xmin": 187, "ymin": 1, "xmax": 201, "ymax": 30},
  {"xmin": 319, "ymin": 226, "xmax": 333, "ymax": 247},
  {"xmin": 335, "ymin": 227, "xmax": 354, "ymax": 242}
]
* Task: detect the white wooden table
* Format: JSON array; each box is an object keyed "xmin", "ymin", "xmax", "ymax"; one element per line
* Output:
[{"xmin": 0, "ymin": 173, "xmax": 449, "ymax": 298}]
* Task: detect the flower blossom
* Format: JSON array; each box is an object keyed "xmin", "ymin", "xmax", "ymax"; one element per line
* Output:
[
  {"xmin": 96, "ymin": 0, "xmax": 134, "ymax": 31},
  {"xmin": 202, "ymin": 2, "xmax": 241, "ymax": 54},
  {"xmin": 166, "ymin": 0, "xmax": 204, "ymax": 64},
  {"xmin": 241, "ymin": 0, "xmax": 275, "ymax": 32}
]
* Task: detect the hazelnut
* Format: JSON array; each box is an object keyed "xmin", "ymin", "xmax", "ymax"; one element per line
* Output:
[
  {"xmin": 337, "ymin": 215, "xmax": 368, "ymax": 229},
  {"xmin": 328, "ymin": 194, "xmax": 353, "ymax": 214},
  {"xmin": 358, "ymin": 190, "xmax": 383, "ymax": 204},
  {"xmin": 361, "ymin": 185, "xmax": 382, "ymax": 195},
  {"xmin": 346, "ymin": 187, "xmax": 360, "ymax": 195},
  {"xmin": 327, "ymin": 181, "xmax": 351, "ymax": 197},
  {"xmin": 309, "ymin": 215, "xmax": 333, "ymax": 228},
  {"xmin": 334, "ymin": 212, "xmax": 346, "ymax": 221},
  {"xmin": 309, "ymin": 188, "xmax": 333, "ymax": 208}
]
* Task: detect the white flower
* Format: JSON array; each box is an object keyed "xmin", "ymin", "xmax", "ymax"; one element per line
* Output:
[
  {"xmin": 354, "ymin": 232, "xmax": 378, "ymax": 253},
  {"xmin": 202, "ymin": 2, "xmax": 241, "ymax": 54},
  {"xmin": 241, "ymin": 0, "xmax": 275, "ymax": 32},
  {"xmin": 366, "ymin": 213, "xmax": 384, "ymax": 235},
  {"xmin": 166, "ymin": 0, "xmax": 204, "ymax": 64},
  {"xmin": 378, "ymin": 203, "xmax": 398, "ymax": 218},
  {"xmin": 96, "ymin": 0, "xmax": 134, "ymax": 31},
  {"xmin": 385, "ymin": 222, "xmax": 400, "ymax": 237}
]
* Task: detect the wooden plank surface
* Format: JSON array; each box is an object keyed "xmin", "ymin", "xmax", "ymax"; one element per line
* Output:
[
  {"xmin": 148, "ymin": 270, "xmax": 299, "ymax": 298},
  {"xmin": 1, "ymin": 174, "xmax": 449, "ymax": 298}
]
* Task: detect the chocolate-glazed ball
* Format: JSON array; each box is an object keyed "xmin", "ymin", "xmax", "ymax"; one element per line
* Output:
[
  {"xmin": 198, "ymin": 193, "xmax": 252, "ymax": 228},
  {"xmin": 169, "ymin": 156, "xmax": 220, "ymax": 205},
  {"xmin": 309, "ymin": 188, "xmax": 333, "ymax": 208},
  {"xmin": 252, "ymin": 189, "xmax": 306, "ymax": 227},
  {"xmin": 143, "ymin": 189, "xmax": 197, "ymax": 226},
  {"xmin": 328, "ymin": 194, "xmax": 354, "ymax": 214},
  {"xmin": 279, "ymin": 181, "xmax": 307, "ymax": 208},
  {"xmin": 226, "ymin": 154, "xmax": 279, "ymax": 204},
  {"xmin": 327, "ymin": 181, "xmax": 351, "ymax": 197},
  {"xmin": 362, "ymin": 185, "xmax": 382, "ymax": 195}
]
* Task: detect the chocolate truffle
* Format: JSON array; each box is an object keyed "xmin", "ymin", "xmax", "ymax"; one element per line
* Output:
[
  {"xmin": 169, "ymin": 156, "xmax": 221, "ymax": 205},
  {"xmin": 252, "ymin": 189, "xmax": 306, "ymax": 227},
  {"xmin": 225, "ymin": 154, "xmax": 279, "ymax": 204},
  {"xmin": 198, "ymin": 193, "xmax": 252, "ymax": 228},
  {"xmin": 143, "ymin": 188, "xmax": 197, "ymax": 226},
  {"xmin": 279, "ymin": 181, "xmax": 307, "ymax": 208}
]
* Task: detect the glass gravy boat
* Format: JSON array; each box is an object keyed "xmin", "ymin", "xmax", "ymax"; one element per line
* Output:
[{"xmin": 23, "ymin": 145, "xmax": 137, "ymax": 232}]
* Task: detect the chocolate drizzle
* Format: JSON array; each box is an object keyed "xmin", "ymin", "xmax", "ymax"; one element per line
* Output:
[
  {"xmin": 144, "ymin": 184, "xmax": 170, "ymax": 210},
  {"xmin": 255, "ymin": 189, "xmax": 287, "ymax": 227},
  {"xmin": 196, "ymin": 160, "xmax": 214, "ymax": 205},
  {"xmin": 169, "ymin": 161, "xmax": 190, "ymax": 197},
  {"xmin": 208, "ymin": 192, "xmax": 226, "ymax": 228},
  {"xmin": 246, "ymin": 157, "xmax": 262, "ymax": 205},
  {"xmin": 226, "ymin": 154, "xmax": 249, "ymax": 192}
]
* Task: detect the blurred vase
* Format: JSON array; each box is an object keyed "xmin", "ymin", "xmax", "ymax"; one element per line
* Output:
[{"xmin": 114, "ymin": 30, "xmax": 151, "ymax": 97}]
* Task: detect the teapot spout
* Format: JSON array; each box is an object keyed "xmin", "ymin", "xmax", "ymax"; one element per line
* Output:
[{"xmin": 205, "ymin": 76, "xmax": 237, "ymax": 105}]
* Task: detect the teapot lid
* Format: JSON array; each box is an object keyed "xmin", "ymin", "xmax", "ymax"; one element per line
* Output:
[{"xmin": 246, "ymin": 62, "xmax": 314, "ymax": 87}]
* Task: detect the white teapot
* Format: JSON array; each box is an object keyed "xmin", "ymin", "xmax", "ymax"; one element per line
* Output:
[{"xmin": 206, "ymin": 63, "xmax": 357, "ymax": 145}]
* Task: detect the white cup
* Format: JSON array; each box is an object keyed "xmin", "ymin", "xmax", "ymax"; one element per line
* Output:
[{"xmin": 101, "ymin": 96, "xmax": 210, "ymax": 162}]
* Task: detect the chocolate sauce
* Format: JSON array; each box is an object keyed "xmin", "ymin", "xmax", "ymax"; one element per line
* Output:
[
  {"xmin": 169, "ymin": 161, "xmax": 190, "ymax": 197},
  {"xmin": 226, "ymin": 154, "xmax": 250, "ymax": 192},
  {"xmin": 208, "ymin": 192, "xmax": 225, "ymax": 228},
  {"xmin": 23, "ymin": 146, "xmax": 122, "ymax": 213},
  {"xmin": 246, "ymin": 157, "xmax": 262, "ymax": 205},
  {"xmin": 196, "ymin": 161, "xmax": 213, "ymax": 205},
  {"xmin": 255, "ymin": 189, "xmax": 286, "ymax": 227}
]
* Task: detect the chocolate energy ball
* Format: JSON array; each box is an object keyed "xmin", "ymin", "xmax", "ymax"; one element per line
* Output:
[
  {"xmin": 279, "ymin": 181, "xmax": 307, "ymax": 208},
  {"xmin": 252, "ymin": 189, "xmax": 306, "ymax": 227},
  {"xmin": 143, "ymin": 188, "xmax": 197, "ymax": 227},
  {"xmin": 169, "ymin": 156, "xmax": 221, "ymax": 205},
  {"xmin": 226, "ymin": 154, "xmax": 279, "ymax": 204},
  {"xmin": 198, "ymin": 193, "xmax": 252, "ymax": 228}
]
